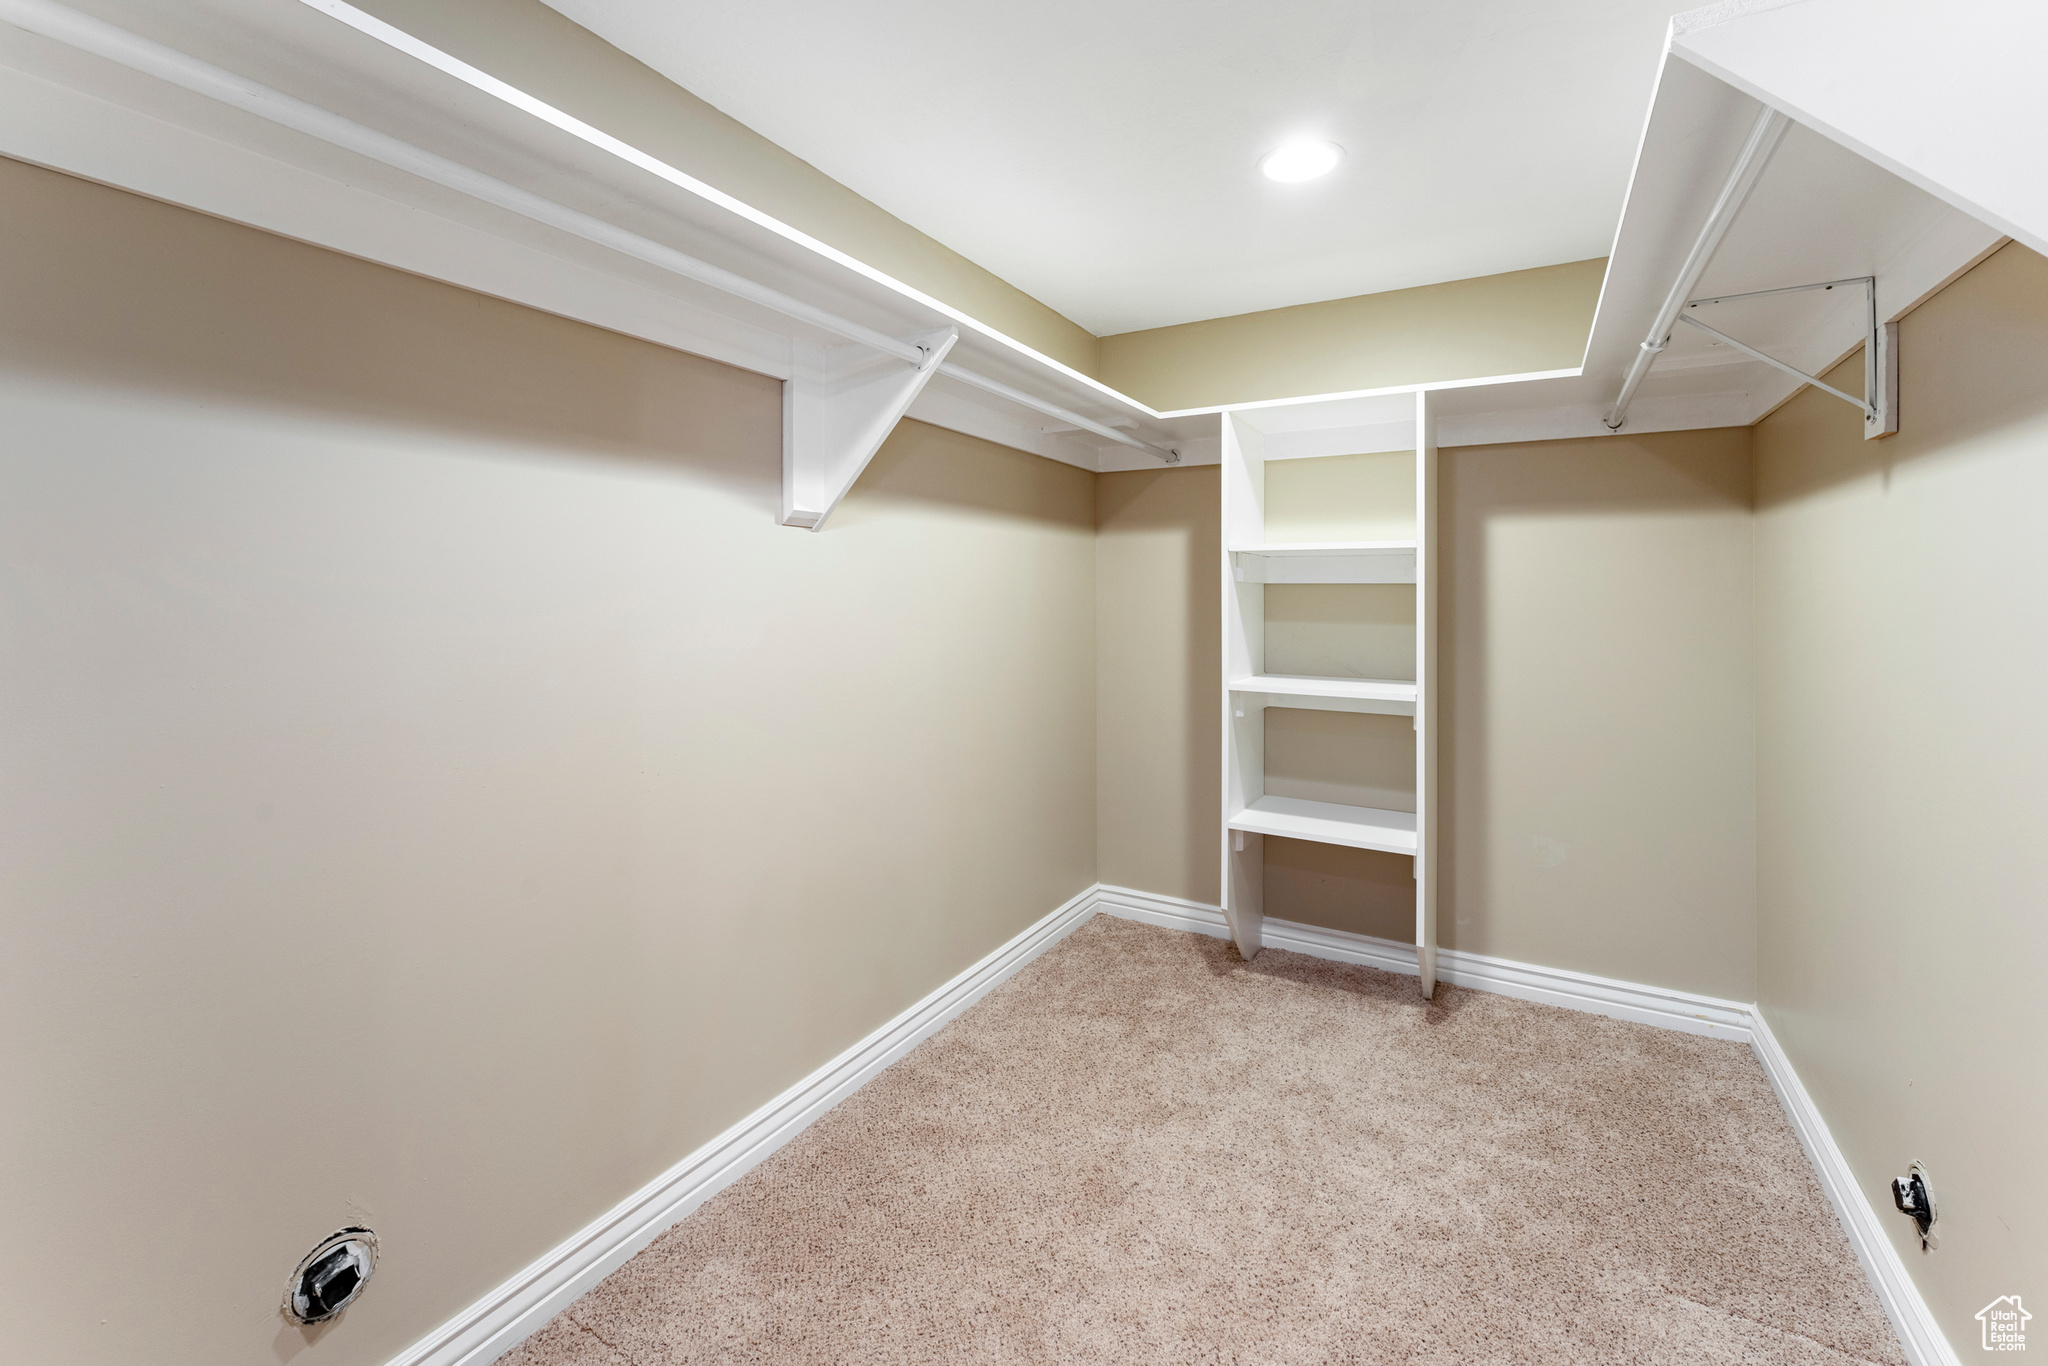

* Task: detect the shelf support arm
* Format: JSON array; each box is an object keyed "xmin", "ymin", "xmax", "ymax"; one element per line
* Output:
[{"xmin": 782, "ymin": 327, "xmax": 959, "ymax": 531}]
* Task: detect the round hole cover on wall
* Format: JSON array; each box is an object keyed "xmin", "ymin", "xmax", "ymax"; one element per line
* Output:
[{"xmin": 282, "ymin": 1228, "xmax": 377, "ymax": 1325}]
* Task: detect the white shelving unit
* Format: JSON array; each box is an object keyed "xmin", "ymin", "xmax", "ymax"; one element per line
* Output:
[{"xmin": 1220, "ymin": 392, "xmax": 1439, "ymax": 996}]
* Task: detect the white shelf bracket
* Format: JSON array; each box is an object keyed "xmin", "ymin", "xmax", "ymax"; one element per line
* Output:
[
  {"xmin": 1676, "ymin": 275, "xmax": 1898, "ymax": 438},
  {"xmin": 781, "ymin": 326, "xmax": 960, "ymax": 530}
]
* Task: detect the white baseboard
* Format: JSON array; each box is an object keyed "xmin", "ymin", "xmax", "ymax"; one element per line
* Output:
[
  {"xmin": 1092, "ymin": 884, "xmax": 1956, "ymax": 1364},
  {"xmin": 1747, "ymin": 1011, "xmax": 1959, "ymax": 1366},
  {"xmin": 1088, "ymin": 884, "xmax": 1241, "ymax": 940},
  {"xmin": 1436, "ymin": 946, "xmax": 1752, "ymax": 1041},
  {"xmin": 1091, "ymin": 885, "xmax": 1752, "ymax": 1040},
  {"xmin": 387, "ymin": 884, "xmax": 1102, "ymax": 1366}
]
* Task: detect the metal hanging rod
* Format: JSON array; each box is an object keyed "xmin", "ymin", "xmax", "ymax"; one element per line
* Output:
[
  {"xmin": 940, "ymin": 368, "xmax": 1179, "ymax": 461},
  {"xmin": 0, "ymin": 0, "xmax": 1182, "ymax": 465},
  {"xmin": 1605, "ymin": 105, "xmax": 1790, "ymax": 431}
]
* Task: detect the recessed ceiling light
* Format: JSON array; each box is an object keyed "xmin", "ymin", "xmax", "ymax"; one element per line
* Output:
[{"xmin": 1260, "ymin": 140, "xmax": 1344, "ymax": 183}]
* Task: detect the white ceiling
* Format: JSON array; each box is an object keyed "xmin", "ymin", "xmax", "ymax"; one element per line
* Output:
[{"xmin": 541, "ymin": 0, "xmax": 1713, "ymax": 336}]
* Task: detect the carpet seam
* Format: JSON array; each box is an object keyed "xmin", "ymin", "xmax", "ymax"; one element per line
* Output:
[
  {"xmin": 1656, "ymin": 1282, "xmax": 1902, "ymax": 1365},
  {"xmin": 563, "ymin": 1305, "xmax": 641, "ymax": 1364}
]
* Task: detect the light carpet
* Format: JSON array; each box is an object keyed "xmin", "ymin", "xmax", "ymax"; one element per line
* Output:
[{"xmin": 504, "ymin": 915, "xmax": 1904, "ymax": 1364}]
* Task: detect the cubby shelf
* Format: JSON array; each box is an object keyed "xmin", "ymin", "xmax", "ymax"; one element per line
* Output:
[
  {"xmin": 1228, "ymin": 540, "xmax": 1417, "ymax": 554},
  {"xmin": 1229, "ymin": 796, "xmax": 1419, "ymax": 856},
  {"xmin": 1229, "ymin": 674, "xmax": 1418, "ymax": 715},
  {"xmin": 1230, "ymin": 542, "xmax": 1416, "ymax": 584}
]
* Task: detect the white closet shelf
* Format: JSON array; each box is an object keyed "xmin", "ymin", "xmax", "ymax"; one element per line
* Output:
[
  {"xmin": 1229, "ymin": 796, "xmax": 1419, "ymax": 856},
  {"xmin": 1230, "ymin": 542, "xmax": 1416, "ymax": 585},
  {"xmin": 1229, "ymin": 674, "xmax": 1418, "ymax": 715},
  {"xmin": 1229, "ymin": 541, "xmax": 1417, "ymax": 555}
]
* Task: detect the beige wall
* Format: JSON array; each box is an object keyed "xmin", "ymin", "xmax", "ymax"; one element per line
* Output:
[
  {"xmin": 0, "ymin": 157, "xmax": 1096, "ymax": 1366},
  {"xmin": 1436, "ymin": 430, "xmax": 1759, "ymax": 999},
  {"xmin": 355, "ymin": 0, "xmax": 1101, "ymax": 377},
  {"xmin": 1263, "ymin": 449, "xmax": 1417, "ymax": 543},
  {"xmin": 1095, "ymin": 468, "xmax": 1219, "ymax": 905},
  {"xmin": 1754, "ymin": 241, "xmax": 2048, "ymax": 1347},
  {"xmin": 1098, "ymin": 258, "xmax": 1606, "ymax": 412}
]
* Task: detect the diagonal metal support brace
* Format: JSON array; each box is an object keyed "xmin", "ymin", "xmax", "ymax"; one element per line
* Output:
[
  {"xmin": 1677, "ymin": 313, "xmax": 1869, "ymax": 413},
  {"xmin": 1678, "ymin": 274, "xmax": 1898, "ymax": 438},
  {"xmin": 782, "ymin": 326, "xmax": 958, "ymax": 531}
]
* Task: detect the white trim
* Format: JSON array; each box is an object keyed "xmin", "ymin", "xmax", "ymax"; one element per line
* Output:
[
  {"xmin": 1747, "ymin": 1011, "xmax": 1960, "ymax": 1366},
  {"xmin": 1149, "ymin": 366, "xmax": 1584, "ymax": 421},
  {"xmin": 1092, "ymin": 885, "xmax": 1751, "ymax": 1040},
  {"xmin": 1089, "ymin": 885, "xmax": 1237, "ymax": 940},
  {"xmin": 1436, "ymin": 942, "xmax": 1750, "ymax": 1040},
  {"xmin": 386, "ymin": 885, "xmax": 1101, "ymax": 1366}
]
